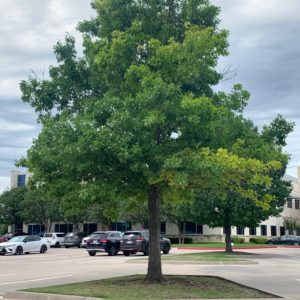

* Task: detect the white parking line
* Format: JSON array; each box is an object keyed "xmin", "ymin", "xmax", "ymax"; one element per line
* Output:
[
  {"xmin": 271, "ymin": 258, "xmax": 300, "ymax": 263},
  {"xmin": 0, "ymin": 275, "xmax": 73, "ymax": 286},
  {"xmin": 0, "ymin": 274, "xmax": 16, "ymax": 278},
  {"xmin": 296, "ymin": 279, "xmax": 300, "ymax": 282}
]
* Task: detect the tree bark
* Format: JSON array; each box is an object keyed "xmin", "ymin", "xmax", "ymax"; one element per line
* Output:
[
  {"xmin": 224, "ymin": 223, "xmax": 232, "ymax": 252},
  {"xmin": 145, "ymin": 184, "xmax": 164, "ymax": 283}
]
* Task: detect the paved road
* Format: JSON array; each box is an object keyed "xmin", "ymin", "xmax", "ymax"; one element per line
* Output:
[{"xmin": 0, "ymin": 247, "xmax": 299, "ymax": 299}]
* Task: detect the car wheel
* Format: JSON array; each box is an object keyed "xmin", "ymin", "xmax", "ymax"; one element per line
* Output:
[
  {"xmin": 0, "ymin": 253, "xmax": 5, "ymax": 256},
  {"xmin": 163, "ymin": 245, "xmax": 170, "ymax": 254},
  {"xmin": 108, "ymin": 245, "xmax": 117, "ymax": 256},
  {"xmin": 267, "ymin": 241, "xmax": 273, "ymax": 245},
  {"xmin": 293, "ymin": 242, "xmax": 299, "ymax": 246},
  {"xmin": 143, "ymin": 245, "xmax": 149, "ymax": 256},
  {"xmin": 123, "ymin": 251, "xmax": 131, "ymax": 256},
  {"xmin": 55, "ymin": 242, "xmax": 60, "ymax": 248},
  {"xmin": 65, "ymin": 245, "xmax": 69, "ymax": 248},
  {"xmin": 40, "ymin": 245, "xmax": 47, "ymax": 254},
  {"xmin": 88, "ymin": 251, "xmax": 96, "ymax": 256},
  {"xmin": 15, "ymin": 246, "xmax": 23, "ymax": 255}
]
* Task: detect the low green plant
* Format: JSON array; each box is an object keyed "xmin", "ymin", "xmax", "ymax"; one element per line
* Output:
[
  {"xmin": 0, "ymin": 224, "xmax": 7, "ymax": 235},
  {"xmin": 249, "ymin": 237, "xmax": 268, "ymax": 244},
  {"xmin": 232, "ymin": 237, "xmax": 245, "ymax": 244}
]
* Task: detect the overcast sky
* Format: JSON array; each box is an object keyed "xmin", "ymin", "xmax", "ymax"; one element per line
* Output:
[{"xmin": 0, "ymin": 0, "xmax": 299, "ymax": 193}]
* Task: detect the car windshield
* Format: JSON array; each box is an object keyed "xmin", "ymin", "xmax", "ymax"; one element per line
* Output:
[
  {"xmin": 44, "ymin": 234, "xmax": 52, "ymax": 238},
  {"xmin": 91, "ymin": 233, "xmax": 106, "ymax": 239},
  {"xmin": 123, "ymin": 233, "xmax": 142, "ymax": 239},
  {"xmin": 8, "ymin": 236, "xmax": 26, "ymax": 242},
  {"xmin": 56, "ymin": 233, "xmax": 65, "ymax": 237},
  {"xmin": 65, "ymin": 233, "xmax": 74, "ymax": 237}
]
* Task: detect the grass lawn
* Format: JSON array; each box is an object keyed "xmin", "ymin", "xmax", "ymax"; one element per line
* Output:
[
  {"xmin": 24, "ymin": 275, "xmax": 277, "ymax": 299},
  {"xmin": 174, "ymin": 243, "xmax": 270, "ymax": 248},
  {"xmin": 161, "ymin": 251, "xmax": 254, "ymax": 262}
]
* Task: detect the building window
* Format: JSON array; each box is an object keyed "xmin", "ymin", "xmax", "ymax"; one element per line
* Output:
[
  {"xmin": 197, "ymin": 224, "xmax": 203, "ymax": 234},
  {"xmin": 182, "ymin": 222, "xmax": 203, "ymax": 234},
  {"xmin": 160, "ymin": 222, "xmax": 166, "ymax": 234},
  {"xmin": 260, "ymin": 225, "xmax": 267, "ymax": 236},
  {"xmin": 295, "ymin": 200, "xmax": 300, "ymax": 209},
  {"xmin": 271, "ymin": 226, "xmax": 277, "ymax": 236},
  {"xmin": 249, "ymin": 227, "xmax": 256, "ymax": 236},
  {"xmin": 17, "ymin": 174, "xmax": 26, "ymax": 187},
  {"xmin": 236, "ymin": 226, "xmax": 244, "ymax": 235},
  {"xmin": 287, "ymin": 199, "xmax": 293, "ymax": 208},
  {"xmin": 83, "ymin": 223, "xmax": 97, "ymax": 234},
  {"xmin": 111, "ymin": 222, "xmax": 132, "ymax": 232},
  {"xmin": 288, "ymin": 228, "xmax": 294, "ymax": 235},
  {"xmin": 54, "ymin": 223, "xmax": 73, "ymax": 234},
  {"xmin": 280, "ymin": 226, "xmax": 285, "ymax": 236},
  {"xmin": 296, "ymin": 228, "xmax": 300, "ymax": 236},
  {"xmin": 28, "ymin": 224, "xmax": 45, "ymax": 236}
]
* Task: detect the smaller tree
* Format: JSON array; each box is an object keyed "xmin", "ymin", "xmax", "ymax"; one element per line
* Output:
[
  {"xmin": 21, "ymin": 187, "xmax": 63, "ymax": 232},
  {"xmin": 162, "ymin": 148, "xmax": 289, "ymax": 252},
  {"xmin": 0, "ymin": 187, "xmax": 26, "ymax": 229}
]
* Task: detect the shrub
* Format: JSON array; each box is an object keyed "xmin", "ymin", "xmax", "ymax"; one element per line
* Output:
[
  {"xmin": 249, "ymin": 237, "xmax": 268, "ymax": 244},
  {"xmin": 232, "ymin": 237, "xmax": 245, "ymax": 244}
]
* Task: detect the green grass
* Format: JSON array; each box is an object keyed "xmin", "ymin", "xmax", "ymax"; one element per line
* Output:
[
  {"xmin": 24, "ymin": 275, "xmax": 277, "ymax": 299},
  {"xmin": 162, "ymin": 251, "xmax": 252, "ymax": 262},
  {"xmin": 173, "ymin": 242, "xmax": 269, "ymax": 248}
]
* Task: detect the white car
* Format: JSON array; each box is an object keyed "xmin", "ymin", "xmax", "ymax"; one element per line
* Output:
[
  {"xmin": 0, "ymin": 235, "xmax": 48, "ymax": 255},
  {"xmin": 43, "ymin": 232, "xmax": 65, "ymax": 248}
]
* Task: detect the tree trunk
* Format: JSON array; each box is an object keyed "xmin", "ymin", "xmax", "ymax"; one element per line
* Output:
[
  {"xmin": 145, "ymin": 184, "xmax": 164, "ymax": 283},
  {"xmin": 224, "ymin": 223, "xmax": 232, "ymax": 252}
]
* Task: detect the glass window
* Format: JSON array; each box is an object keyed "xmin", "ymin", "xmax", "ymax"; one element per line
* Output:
[
  {"xmin": 111, "ymin": 222, "xmax": 132, "ymax": 232},
  {"xmin": 261, "ymin": 225, "xmax": 267, "ymax": 236},
  {"xmin": 83, "ymin": 223, "xmax": 98, "ymax": 235},
  {"xmin": 280, "ymin": 226, "xmax": 285, "ymax": 236},
  {"xmin": 296, "ymin": 228, "xmax": 300, "ymax": 236},
  {"xmin": 182, "ymin": 222, "xmax": 203, "ymax": 234},
  {"xmin": 123, "ymin": 232, "xmax": 142, "ymax": 239},
  {"xmin": 160, "ymin": 222, "xmax": 166, "ymax": 234},
  {"xmin": 237, "ymin": 226, "xmax": 244, "ymax": 235},
  {"xmin": 197, "ymin": 224, "xmax": 203, "ymax": 234},
  {"xmin": 295, "ymin": 200, "xmax": 300, "ymax": 209},
  {"xmin": 17, "ymin": 174, "xmax": 26, "ymax": 187},
  {"xmin": 271, "ymin": 226, "xmax": 277, "ymax": 236},
  {"xmin": 249, "ymin": 227, "xmax": 256, "ymax": 235},
  {"xmin": 54, "ymin": 224, "xmax": 73, "ymax": 234},
  {"xmin": 287, "ymin": 199, "xmax": 293, "ymax": 208}
]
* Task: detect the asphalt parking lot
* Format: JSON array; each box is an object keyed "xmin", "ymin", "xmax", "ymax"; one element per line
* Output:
[{"xmin": 0, "ymin": 247, "xmax": 300, "ymax": 299}]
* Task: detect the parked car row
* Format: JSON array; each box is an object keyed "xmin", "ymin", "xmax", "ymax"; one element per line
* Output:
[
  {"xmin": 0, "ymin": 230, "xmax": 171, "ymax": 256},
  {"xmin": 86, "ymin": 230, "xmax": 171, "ymax": 256}
]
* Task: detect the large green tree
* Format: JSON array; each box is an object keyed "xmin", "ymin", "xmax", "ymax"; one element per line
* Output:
[{"xmin": 20, "ymin": 0, "xmax": 292, "ymax": 282}]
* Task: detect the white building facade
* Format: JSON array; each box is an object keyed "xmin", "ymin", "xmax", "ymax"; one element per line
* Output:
[{"xmin": 9, "ymin": 167, "xmax": 300, "ymax": 240}]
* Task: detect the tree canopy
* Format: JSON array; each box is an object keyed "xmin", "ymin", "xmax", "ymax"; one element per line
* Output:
[{"xmin": 20, "ymin": 0, "xmax": 293, "ymax": 282}]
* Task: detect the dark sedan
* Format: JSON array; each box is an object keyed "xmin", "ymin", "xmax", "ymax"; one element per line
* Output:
[
  {"xmin": 86, "ymin": 231, "xmax": 123, "ymax": 256},
  {"xmin": 120, "ymin": 230, "xmax": 171, "ymax": 256},
  {"xmin": 64, "ymin": 232, "xmax": 86, "ymax": 248},
  {"xmin": 267, "ymin": 235, "xmax": 300, "ymax": 246}
]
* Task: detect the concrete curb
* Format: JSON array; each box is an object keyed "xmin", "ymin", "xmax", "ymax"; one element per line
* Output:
[{"xmin": 4, "ymin": 291, "xmax": 103, "ymax": 300}]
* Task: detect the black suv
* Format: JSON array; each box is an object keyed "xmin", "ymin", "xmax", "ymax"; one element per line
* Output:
[
  {"xmin": 86, "ymin": 231, "xmax": 123, "ymax": 256},
  {"xmin": 64, "ymin": 232, "xmax": 86, "ymax": 248},
  {"xmin": 120, "ymin": 230, "xmax": 171, "ymax": 256}
]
